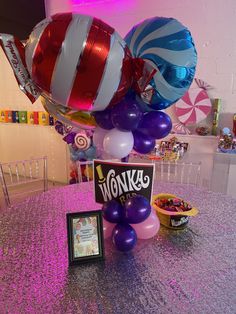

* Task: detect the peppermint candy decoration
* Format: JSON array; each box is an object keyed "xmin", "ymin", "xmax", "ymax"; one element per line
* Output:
[
  {"xmin": 25, "ymin": 13, "xmax": 132, "ymax": 111},
  {"xmin": 124, "ymin": 17, "xmax": 197, "ymax": 110},
  {"xmin": 172, "ymin": 122, "xmax": 191, "ymax": 135},
  {"xmin": 194, "ymin": 78, "xmax": 213, "ymax": 90},
  {"xmin": 175, "ymin": 88, "xmax": 212, "ymax": 125},
  {"xmin": 74, "ymin": 133, "xmax": 91, "ymax": 151}
]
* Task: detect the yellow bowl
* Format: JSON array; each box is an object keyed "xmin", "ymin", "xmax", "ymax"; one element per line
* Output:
[{"xmin": 152, "ymin": 193, "xmax": 198, "ymax": 230}]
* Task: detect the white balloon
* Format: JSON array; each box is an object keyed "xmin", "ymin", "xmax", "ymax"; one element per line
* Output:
[
  {"xmin": 103, "ymin": 129, "xmax": 134, "ymax": 159},
  {"xmin": 93, "ymin": 127, "xmax": 108, "ymax": 150}
]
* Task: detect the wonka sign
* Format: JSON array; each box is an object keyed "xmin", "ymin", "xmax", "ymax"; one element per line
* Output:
[{"xmin": 93, "ymin": 160, "xmax": 154, "ymax": 205}]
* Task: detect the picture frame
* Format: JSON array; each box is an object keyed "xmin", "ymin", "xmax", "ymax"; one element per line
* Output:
[{"xmin": 66, "ymin": 210, "xmax": 104, "ymax": 266}]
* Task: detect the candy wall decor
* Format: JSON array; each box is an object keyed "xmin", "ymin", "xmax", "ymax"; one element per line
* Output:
[{"xmin": 0, "ymin": 109, "xmax": 54, "ymax": 126}]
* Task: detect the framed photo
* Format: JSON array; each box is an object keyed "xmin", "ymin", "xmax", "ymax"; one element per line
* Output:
[{"xmin": 67, "ymin": 210, "xmax": 104, "ymax": 265}]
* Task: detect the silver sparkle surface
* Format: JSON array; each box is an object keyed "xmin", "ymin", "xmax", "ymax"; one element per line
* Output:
[{"xmin": 1, "ymin": 182, "xmax": 236, "ymax": 314}]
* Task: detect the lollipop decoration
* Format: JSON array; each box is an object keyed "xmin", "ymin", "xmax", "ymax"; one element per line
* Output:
[
  {"xmin": 175, "ymin": 88, "xmax": 212, "ymax": 125},
  {"xmin": 54, "ymin": 121, "xmax": 96, "ymax": 184},
  {"xmin": 124, "ymin": 17, "xmax": 197, "ymax": 110},
  {"xmin": 74, "ymin": 133, "xmax": 91, "ymax": 151}
]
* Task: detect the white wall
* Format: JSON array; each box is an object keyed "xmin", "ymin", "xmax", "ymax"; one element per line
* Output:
[{"xmin": 1, "ymin": 0, "xmax": 235, "ymax": 183}]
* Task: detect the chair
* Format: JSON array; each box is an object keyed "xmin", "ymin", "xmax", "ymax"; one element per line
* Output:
[
  {"xmin": 153, "ymin": 160, "xmax": 201, "ymax": 186},
  {"xmin": 76, "ymin": 161, "xmax": 93, "ymax": 183},
  {"xmin": 0, "ymin": 156, "xmax": 48, "ymax": 207}
]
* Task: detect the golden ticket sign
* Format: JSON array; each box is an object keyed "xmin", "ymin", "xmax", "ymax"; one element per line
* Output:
[{"xmin": 93, "ymin": 160, "xmax": 154, "ymax": 205}]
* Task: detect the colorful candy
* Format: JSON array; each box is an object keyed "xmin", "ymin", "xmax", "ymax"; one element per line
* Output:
[{"xmin": 155, "ymin": 197, "xmax": 192, "ymax": 213}]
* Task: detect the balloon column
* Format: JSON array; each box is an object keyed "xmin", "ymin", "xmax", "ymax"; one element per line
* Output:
[
  {"xmin": 0, "ymin": 13, "xmax": 197, "ymax": 160},
  {"xmin": 54, "ymin": 121, "xmax": 96, "ymax": 184},
  {"xmin": 102, "ymin": 195, "xmax": 160, "ymax": 252}
]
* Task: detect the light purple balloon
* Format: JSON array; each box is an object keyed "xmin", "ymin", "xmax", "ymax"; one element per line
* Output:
[
  {"xmin": 103, "ymin": 129, "xmax": 134, "ymax": 159},
  {"xmin": 130, "ymin": 209, "xmax": 160, "ymax": 239}
]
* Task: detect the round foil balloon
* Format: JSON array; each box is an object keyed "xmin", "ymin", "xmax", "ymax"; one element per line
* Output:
[
  {"xmin": 26, "ymin": 13, "xmax": 133, "ymax": 112},
  {"xmin": 125, "ymin": 17, "xmax": 197, "ymax": 110}
]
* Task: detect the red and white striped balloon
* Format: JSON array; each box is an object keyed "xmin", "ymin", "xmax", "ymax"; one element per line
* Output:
[
  {"xmin": 175, "ymin": 88, "xmax": 212, "ymax": 125},
  {"xmin": 25, "ymin": 13, "xmax": 133, "ymax": 112}
]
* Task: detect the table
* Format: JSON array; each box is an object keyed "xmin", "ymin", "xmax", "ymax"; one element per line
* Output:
[{"xmin": 1, "ymin": 182, "xmax": 236, "ymax": 314}]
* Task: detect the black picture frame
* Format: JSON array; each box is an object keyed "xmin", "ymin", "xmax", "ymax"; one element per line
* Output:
[{"xmin": 66, "ymin": 210, "xmax": 104, "ymax": 266}]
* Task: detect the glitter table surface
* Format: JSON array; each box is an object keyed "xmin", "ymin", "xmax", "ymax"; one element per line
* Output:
[{"xmin": 1, "ymin": 182, "xmax": 236, "ymax": 314}]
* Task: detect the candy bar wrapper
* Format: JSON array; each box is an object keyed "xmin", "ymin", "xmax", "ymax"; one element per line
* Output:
[
  {"xmin": 5, "ymin": 110, "xmax": 12, "ymax": 123},
  {"xmin": 0, "ymin": 110, "xmax": 6, "ymax": 122},
  {"xmin": 211, "ymin": 98, "xmax": 221, "ymax": 136},
  {"xmin": 12, "ymin": 111, "xmax": 19, "ymax": 123},
  {"xmin": 18, "ymin": 111, "xmax": 27, "ymax": 123},
  {"xmin": 0, "ymin": 34, "xmax": 40, "ymax": 103},
  {"xmin": 27, "ymin": 111, "xmax": 35, "ymax": 125},
  {"xmin": 49, "ymin": 115, "xmax": 54, "ymax": 126},
  {"xmin": 39, "ymin": 112, "xmax": 49, "ymax": 126},
  {"xmin": 33, "ymin": 112, "xmax": 39, "ymax": 124}
]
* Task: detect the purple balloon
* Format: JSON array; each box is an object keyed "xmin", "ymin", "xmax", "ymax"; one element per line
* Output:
[
  {"xmin": 93, "ymin": 109, "xmax": 114, "ymax": 130},
  {"xmin": 112, "ymin": 223, "xmax": 137, "ymax": 252},
  {"xmin": 124, "ymin": 195, "xmax": 151, "ymax": 224},
  {"xmin": 133, "ymin": 130, "xmax": 156, "ymax": 154},
  {"xmin": 111, "ymin": 99, "xmax": 143, "ymax": 131},
  {"xmin": 139, "ymin": 111, "xmax": 172, "ymax": 139},
  {"xmin": 102, "ymin": 200, "xmax": 124, "ymax": 223}
]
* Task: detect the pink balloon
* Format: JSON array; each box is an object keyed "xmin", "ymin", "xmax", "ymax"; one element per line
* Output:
[
  {"xmin": 131, "ymin": 209, "xmax": 160, "ymax": 239},
  {"xmin": 103, "ymin": 218, "xmax": 116, "ymax": 239}
]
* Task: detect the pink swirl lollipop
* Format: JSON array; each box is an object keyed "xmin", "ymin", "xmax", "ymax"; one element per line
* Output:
[{"xmin": 175, "ymin": 88, "xmax": 212, "ymax": 126}]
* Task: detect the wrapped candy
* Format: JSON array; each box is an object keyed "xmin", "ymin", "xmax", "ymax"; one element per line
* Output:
[{"xmin": 0, "ymin": 13, "xmax": 133, "ymax": 112}]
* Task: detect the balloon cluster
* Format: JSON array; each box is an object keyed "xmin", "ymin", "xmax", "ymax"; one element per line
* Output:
[
  {"xmin": 102, "ymin": 195, "xmax": 160, "ymax": 252},
  {"xmin": 54, "ymin": 121, "xmax": 96, "ymax": 183},
  {"xmin": 1, "ymin": 13, "xmax": 197, "ymax": 159},
  {"xmin": 93, "ymin": 92, "xmax": 172, "ymax": 159}
]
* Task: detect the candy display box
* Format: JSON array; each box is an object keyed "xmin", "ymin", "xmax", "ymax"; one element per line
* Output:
[{"xmin": 152, "ymin": 193, "xmax": 198, "ymax": 230}]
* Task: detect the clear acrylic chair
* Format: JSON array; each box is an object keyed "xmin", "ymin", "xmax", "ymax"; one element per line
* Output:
[
  {"xmin": 153, "ymin": 160, "xmax": 201, "ymax": 187},
  {"xmin": 76, "ymin": 161, "xmax": 93, "ymax": 183},
  {"xmin": 0, "ymin": 156, "xmax": 48, "ymax": 207}
]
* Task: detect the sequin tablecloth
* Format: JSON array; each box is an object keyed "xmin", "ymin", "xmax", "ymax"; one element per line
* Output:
[{"xmin": 1, "ymin": 182, "xmax": 236, "ymax": 314}]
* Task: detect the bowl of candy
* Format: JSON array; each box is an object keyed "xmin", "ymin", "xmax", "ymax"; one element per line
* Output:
[{"xmin": 152, "ymin": 193, "xmax": 198, "ymax": 229}]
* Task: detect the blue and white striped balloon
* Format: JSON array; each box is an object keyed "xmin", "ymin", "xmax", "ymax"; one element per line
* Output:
[{"xmin": 125, "ymin": 17, "xmax": 197, "ymax": 110}]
